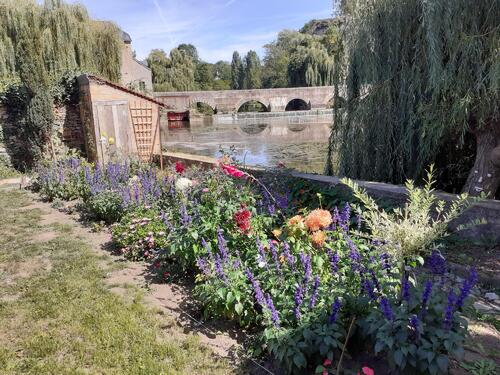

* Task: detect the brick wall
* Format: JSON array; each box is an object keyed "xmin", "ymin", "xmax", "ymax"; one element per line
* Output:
[{"xmin": 53, "ymin": 103, "xmax": 86, "ymax": 155}]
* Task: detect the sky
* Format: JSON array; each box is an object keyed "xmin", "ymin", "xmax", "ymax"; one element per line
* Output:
[{"xmin": 64, "ymin": 0, "xmax": 333, "ymax": 63}]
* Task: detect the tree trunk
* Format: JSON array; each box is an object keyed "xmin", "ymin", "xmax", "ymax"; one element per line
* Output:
[{"xmin": 463, "ymin": 121, "xmax": 500, "ymax": 198}]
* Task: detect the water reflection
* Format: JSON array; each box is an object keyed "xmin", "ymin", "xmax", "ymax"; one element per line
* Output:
[{"xmin": 161, "ymin": 114, "xmax": 333, "ymax": 173}]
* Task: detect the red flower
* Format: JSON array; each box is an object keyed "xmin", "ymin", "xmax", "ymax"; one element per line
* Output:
[
  {"xmin": 233, "ymin": 206, "xmax": 252, "ymax": 234},
  {"xmin": 323, "ymin": 358, "xmax": 332, "ymax": 366},
  {"xmin": 154, "ymin": 261, "xmax": 161, "ymax": 269},
  {"xmin": 163, "ymin": 271, "xmax": 170, "ymax": 279},
  {"xmin": 220, "ymin": 163, "xmax": 246, "ymax": 178},
  {"xmin": 175, "ymin": 161, "xmax": 185, "ymax": 174}
]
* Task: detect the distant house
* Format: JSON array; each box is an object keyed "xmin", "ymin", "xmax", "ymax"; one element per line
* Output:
[{"xmin": 120, "ymin": 30, "xmax": 153, "ymax": 92}]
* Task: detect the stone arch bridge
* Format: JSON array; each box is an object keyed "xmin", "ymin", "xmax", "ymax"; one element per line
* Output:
[{"xmin": 154, "ymin": 86, "xmax": 334, "ymax": 113}]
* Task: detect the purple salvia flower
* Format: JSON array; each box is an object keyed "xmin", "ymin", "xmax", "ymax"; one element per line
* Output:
[
  {"xmin": 301, "ymin": 253, "xmax": 312, "ymax": 291},
  {"xmin": 265, "ymin": 293, "xmax": 280, "ymax": 328},
  {"xmin": 269, "ymin": 240, "xmax": 281, "ymax": 274},
  {"xmin": 201, "ymin": 238, "xmax": 214, "ymax": 262},
  {"xmin": 267, "ymin": 204, "xmax": 276, "ymax": 216},
  {"xmin": 294, "ymin": 284, "xmax": 304, "ymax": 320},
  {"xmin": 217, "ymin": 228, "xmax": 229, "ymax": 262},
  {"xmin": 329, "ymin": 297, "xmax": 341, "ymax": 324},
  {"xmin": 282, "ymin": 241, "xmax": 295, "ymax": 269},
  {"xmin": 196, "ymin": 257, "xmax": 211, "ymax": 276},
  {"xmin": 443, "ymin": 290, "xmax": 456, "ymax": 329},
  {"xmin": 455, "ymin": 267, "xmax": 477, "ymax": 309},
  {"xmin": 214, "ymin": 253, "xmax": 228, "ymax": 283},
  {"xmin": 245, "ymin": 269, "xmax": 265, "ymax": 307},
  {"xmin": 362, "ymin": 278, "xmax": 376, "ymax": 301},
  {"xmin": 380, "ymin": 297, "xmax": 394, "ymax": 321},
  {"xmin": 327, "ymin": 249, "xmax": 339, "ymax": 274},
  {"xmin": 409, "ymin": 314, "xmax": 420, "ymax": 341},
  {"xmin": 180, "ymin": 204, "xmax": 192, "ymax": 226},
  {"xmin": 309, "ymin": 276, "xmax": 320, "ymax": 308},
  {"xmin": 370, "ymin": 270, "xmax": 381, "ymax": 292},
  {"xmin": 426, "ymin": 251, "xmax": 447, "ymax": 276},
  {"xmin": 133, "ymin": 184, "xmax": 140, "ymax": 204},
  {"xmin": 421, "ymin": 280, "xmax": 433, "ymax": 307},
  {"xmin": 339, "ymin": 203, "xmax": 350, "ymax": 231},
  {"xmin": 402, "ymin": 277, "xmax": 411, "ymax": 303},
  {"xmin": 379, "ymin": 252, "xmax": 391, "ymax": 270}
]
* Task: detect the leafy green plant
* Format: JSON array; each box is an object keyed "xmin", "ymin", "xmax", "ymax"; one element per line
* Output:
[
  {"xmin": 85, "ymin": 191, "xmax": 124, "ymax": 223},
  {"xmin": 342, "ymin": 166, "xmax": 471, "ymax": 262},
  {"xmin": 112, "ymin": 207, "xmax": 169, "ymax": 261},
  {"xmin": 461, "ymin": 359, "xmax": 498, "ymax": 375}
]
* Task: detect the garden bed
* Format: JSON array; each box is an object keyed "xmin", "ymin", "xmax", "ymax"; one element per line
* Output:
[{"xmin": 28, "ymin": 156, "xmax": 499, "ymax": 374}]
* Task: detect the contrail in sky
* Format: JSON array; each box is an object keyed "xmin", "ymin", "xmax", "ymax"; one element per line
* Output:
[{"xmin": 152, "ymin": 0, "xmax": 175, "ymax": 47}]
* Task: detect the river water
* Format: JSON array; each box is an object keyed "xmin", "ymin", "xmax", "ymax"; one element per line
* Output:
[{"xmin": 161, "ymin": 111, "xmax": 333, "ymax": 173}]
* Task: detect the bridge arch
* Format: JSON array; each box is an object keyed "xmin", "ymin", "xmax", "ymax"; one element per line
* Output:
[
  {"xmin": 191, "ymin": 101, "xmax": 216, "ymax": 115},
  {"xmin": 237, "ymin": 100, "xmax": 270, "ymax": 113},
  {"xmin": 285, "ymin": 98, "xmax": 310, "ymax": 111}
]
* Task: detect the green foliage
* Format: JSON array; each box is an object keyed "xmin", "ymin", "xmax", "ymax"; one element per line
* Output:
[
  {"xmin": 32, "ymin": 158, "xmax": 476, "ymax": 374},
  {"xmin": 231, "ymin": 51, "xmax": 244, "ymax": 90},
  {"xmin": 0, "ymin": 155, "xmax": 19, "ymax": 179},
  {"xmin": 147, "ymin": 47, "xmax": 197, "ymax": 92},
  {"xmin": 0, "ymin": 0, "xmax": 121, "ymax": 169},
  {"xmin": 461, "ymin": 360, "xmax": 498, "ymax": 375},
  {"xmin": 86, "ymin": 190, "xmax": 124, "ymax": 223},
  {"xmin": 342, "ymin": 166, "xmax": 471, "ymax": 261},
  {"xmin": 328, "ymin": 0, "xmax": 500, "ymax": 193},
  {"xmin": 112, "ymin": 207, "xmax": 170, "ymax": 260},
  {"xmin": 244, "ymin": 50, "xmax": 262, "ymax": 89},
  {"xmin": 363, "ymin": 290, "xmax": 467, "ymax": 374}
]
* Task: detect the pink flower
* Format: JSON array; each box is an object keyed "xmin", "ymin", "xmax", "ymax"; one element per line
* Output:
[
  {"xmin": 220, "ymin": 163, "xmax": 246, "ymax": 178},
  {"xmin": 322, "ymin": 371, "xmax": 328, "ymax": 375},
  {"xmin": 358, "ymin": 367, "xmax": 374, "ymax": 375},
  {"xmin": 175, "ymin": 161, "xmax": 186, "ymax": 174},
  {"xmin": 202, "ymin": 188, "xmax": 209, "ymax": 193},
  {"xmin": 323, "ymin": 358, "xmax": 332, "ymax": 366}
]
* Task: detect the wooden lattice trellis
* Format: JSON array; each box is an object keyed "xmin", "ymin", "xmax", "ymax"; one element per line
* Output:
[{"xmin": 129, "ymin": 101, "xmax": 160, "ymax": 162}]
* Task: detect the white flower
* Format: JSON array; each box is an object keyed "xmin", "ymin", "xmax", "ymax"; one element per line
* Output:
[{"xmin": 175, "ymin": 177, "xmax": 193, "ymax": 192}]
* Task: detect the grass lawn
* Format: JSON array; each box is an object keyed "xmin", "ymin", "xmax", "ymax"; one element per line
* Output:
[{"xmin": 0, "ymin": 188, "xmax": 231, "ymax": 374}]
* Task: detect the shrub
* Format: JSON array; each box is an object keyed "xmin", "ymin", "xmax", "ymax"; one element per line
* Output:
[
  {"xmin": 341, "ymin": 166, "xmax": 471, "ymax": 263},
  {"xmin": 112, "ymin": 207, "xmax": 169, "ymax": 261},
  {"xmin": 86, "ymin": 191, "xmax": 124, "ymax": 223}
]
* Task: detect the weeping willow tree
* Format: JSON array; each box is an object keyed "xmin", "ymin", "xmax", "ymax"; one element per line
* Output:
[
  {"xmin": 326, "ymin": 0, "xmax": 500, "ymax": 197},
  {"xmin": 0, "ymin": 0, "xmax": 122, "ymax": 168},
  {"xmin": 147, "ymin": 47, "xmax": 197, "ymax": 92}
]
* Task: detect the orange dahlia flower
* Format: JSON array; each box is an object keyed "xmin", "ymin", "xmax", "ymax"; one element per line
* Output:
[
  {"xmin": 288, "ymin": 215, "xmax": 304, "ymax": 226},
  {"xmin": 310, "ymin": 230, "xmax": 327, "ymax": 248},
  {"xmin": 304, "ymin": 209, "xmax": 332, "ymax": 232}
]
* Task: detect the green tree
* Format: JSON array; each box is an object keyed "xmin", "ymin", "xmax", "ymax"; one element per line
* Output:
[
  {"xmin": 230, "ymin": 51, "xmax": 244, "ymax": 90},
  {"xmin": 177, "ymin": 43, "xmax": 199, "ymax": 62},
  {"xmin": 146, "ymin": 49, "xmax": 170, "ymax": 91},
  {"xmin": 147, "ymin": 46, "xmax": 196, "ymax": 91},
  {"xmin": 0, "ymin": 0, "xmax": 122, "ymax": 169},
  {"xmin": 262, "ymin": 30, "xmax": 295, "ymax": 88},
  {"xmin": 327, "ymin": 0, "xmax": 500, "ymax": 197},
  {"xmin": 244, "ymin": 50, "xmax": 262, "ymax": 89},
  {"xmin": 195, "ymin": 62, "xmax": 214, "ymax": 90}
]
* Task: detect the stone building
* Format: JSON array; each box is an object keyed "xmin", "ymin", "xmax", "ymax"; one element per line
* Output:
[{"xmin": 119, "ymin": 31, "xmax": 153, "ymax": 92}]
